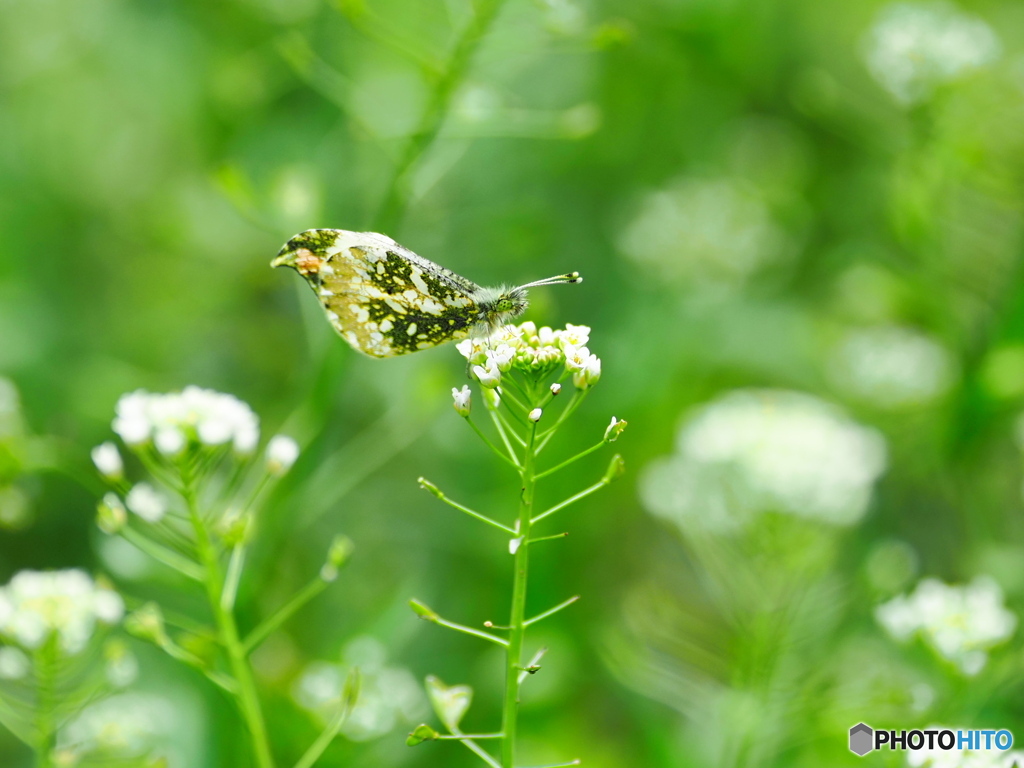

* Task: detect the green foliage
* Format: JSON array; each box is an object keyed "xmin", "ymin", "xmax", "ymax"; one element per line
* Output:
[{"xmin": 2, "ymin": 0, "xmax": 1024, "ymax": 765}]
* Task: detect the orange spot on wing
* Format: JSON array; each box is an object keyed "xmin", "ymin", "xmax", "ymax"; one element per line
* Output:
[{"xmin": 295, "ymin": 248, "xmax": 323, "ymax": 275}]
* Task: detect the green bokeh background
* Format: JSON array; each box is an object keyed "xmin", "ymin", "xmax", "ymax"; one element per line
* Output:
[{"xmin": 3, "ymin": 0, "xmax": 1024, "ymax": 765}]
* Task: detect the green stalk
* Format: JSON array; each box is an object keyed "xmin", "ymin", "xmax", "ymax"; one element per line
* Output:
[
  {"xmin": 34, "ymin": 638, "xmax": 57, "ymax": 768},
  {"xmin": 375, "ymin": 0, "xmax": 507, "ymax": 232},
  {"xmin": 183, "ymin": 474, "xmax": 275, "ymax": 768},
  {"xmin": 501, "ymin": 420, "xmax": 537, "ymax": 768}
]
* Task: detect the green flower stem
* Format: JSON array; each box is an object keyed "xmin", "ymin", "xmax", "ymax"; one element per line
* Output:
[
  {"xmin": 496, "ymin": 409, "xmax": 528, "ymax": 444},
  {"xmin": 293, "ymin": 669, "xmax": 359, "ymax": 768},
  {"xmin": 183, "ymin": 477, "xmax": 275, "ymax": 768},
  {"xmin": 375, "ymin": 0, "xmax": 508, "ymax": 232},
  {"xmin": 488, "ymin": 410, "xmax": 521, "ymax": 465},
  {"xmin": 33, "ymin": 639, "xmax": 57, "ymax": 768},
  {"xmin": 243, "ymin": 577, "xmax": 330, "ymax": 656},
  {"xmin": 501, "ymin": 420, "xmax": 538, "ymax": 768},
  {"xmin": 466, "ymin": 416, "xmax": 521, "ymax": 469},
  {"xmin": 535, "ymin": 391, "xmax": 587, "ymax": 452},
  {"xmin": 437, "ymin": 733, "xmax": 505, "ymax": 740},
  {"xmin": 221, "ymin": 544, "xmax": 246, "ymax": 612},
  {"xmin": 526, "ymin": 532, "xmax": 569, "ymax": 546},
  {"xmin": 531, "ymin": 478, "xmax": 607, "ymax": 526},
  {"xmin": 423, "ymin": 483, "xmax": 516, "ymax": 535},
  {"xmin": 120, "ymin": 526, "xmax": 204, "ymax": 581},
  {"xmin": 524, "ymin": 596, "xmax": 578, "ymax": 628},
  {"xmin": 534, "ymin": 439, "xmax": 606, "ymax": 480},
  {"xmin": 416, "ymin": 608, "xmax": 510, "ymax": 647}
]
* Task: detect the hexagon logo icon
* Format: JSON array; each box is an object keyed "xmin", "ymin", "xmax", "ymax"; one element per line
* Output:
[{"xmin": 849, "ymin": 723, "xmax": 874, "ymax": 756}]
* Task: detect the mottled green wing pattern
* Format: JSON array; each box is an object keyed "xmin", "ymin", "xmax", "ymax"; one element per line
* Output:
[{"xmin": 272, "ymin": 229, "xmax": 487, "ymax": 358}]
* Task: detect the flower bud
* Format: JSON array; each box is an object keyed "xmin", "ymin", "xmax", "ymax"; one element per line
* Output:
[
  {"xmin": 97, "ymin": 493, "xmax": 128, "ymax": 535},
  {"xmin": 320, "ymin": 535, "xmax": 354, "ymax": 582},
  {"xmin": 451, "ymin": 385, "xmax": 472, "ymax": 417},
  {"xmin": 124, "ymin": 603, "xmax": 168, "ymax": 645},
  {"xmin": 528, "ymin": 408, "xmax": 543, "ymax": 423},
  {"xmin": 604, "ymin": 416, "xmax": 628, "ymax": 443},
  {"xmin": 91, "ymin": 442, "xmax": 124, "ymax": 480},
  {"xmin": 550, "ymin": 383, "xmax": 562, "ymax": 396},
  {"xmin": 266, "ymin": 434, "xmax": 300, "ymax": 476}
]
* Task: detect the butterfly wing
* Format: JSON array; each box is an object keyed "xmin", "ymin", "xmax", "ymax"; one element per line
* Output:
[{"xmin": 273, "ymin": 229, "xmax": 485, "ymax": 358}]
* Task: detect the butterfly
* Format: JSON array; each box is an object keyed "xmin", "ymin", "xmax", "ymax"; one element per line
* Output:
[{"xmin": 271, "ymin": 229, "xmax": 582, "ymax": 358}]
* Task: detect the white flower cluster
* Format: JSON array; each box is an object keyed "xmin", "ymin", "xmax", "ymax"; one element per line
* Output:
[
  {"xmin": 827, "ymin": 326, "xmax": 956, "ymax": 409},
  {"xmin": 877, "ymin": 577, "xmax": 1017, "ymax": 676},
  {"xmin": 113, "ymin": 386, "xmax": 260, "ymax": 456},
  {"xmin": 60, "ymin": 692, "xmax": 178, "ymax": 759},
  {"xmin": 906, "ymin": 728, "xmax": 1024, "ymax": 768},
  {"xmin": 618, "ymin": 175, "xmax": 786, "ymax": 290},
  {"xmin": 641, "ymin": 390, "xmax": 887, "ymax": 533},
  {"xmin": 863, "ymin": 1, "xmax": 1001, "ymax": 105},
  {"xmin": 291, "ymin": 636, "xmax": 424, "ymax": 742},
  {"xmin": 0, "ymin": 570, "xmax": 124, "ymax": 654},
  {"xmin": 456, "ymin": 322, "xmax": 600, "ymax": 391}
]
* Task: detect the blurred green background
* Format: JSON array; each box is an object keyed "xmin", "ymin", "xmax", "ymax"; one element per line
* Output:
[{"xmin": 3, "ymin": 0, "xmax": 1024, "ymax": 765}]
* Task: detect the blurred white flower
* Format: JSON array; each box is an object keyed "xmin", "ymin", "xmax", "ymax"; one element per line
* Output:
[
  {"xmin": 0, "ymin": 646, "xmax": 29, "ymax": 679},
  {"xmin": 451, "ymin": 385, "xmax": 472, "ymax": 417},
  {"xmin": 827, "ymin": 326, "xmax": 956, "ymax": 408},
  {"xmin": 641, "ymin": 390, "xmax": 887, "ymax": 532},
  {"xmin": 125, "ymin": 483, "xmax": 167, "ymax": 523},
  {"xmin": 863, "ymin": 1, "xmax": 1001, "ymax": 105},
  {"xmin": 877, "ymin": 577, "xmax": 1016, "ymax": 675},
  {"xmin": 292, "ymin": 636, "xmax": 424, "ymax": 742},
  {"xmin": 60, "ymin": 692, "xmax": 177, "ymax": 758},
  {"xmin": 90, "ymin": 442, "xmax": 123, "ymax": 479},
  {"xmin": 618, "ymin": 176, "xmax": 786, "ymax": 290},
  {"xmin": 0, "ymin": 570, "xmax": 123, "ymax": 654},
  {"xmin": 265, "ymin": 435, "xmax": 299, "ymax": 476},
  {"xmin": 112, "ymin": 386, "xmax": 260, "ymax": 454}
]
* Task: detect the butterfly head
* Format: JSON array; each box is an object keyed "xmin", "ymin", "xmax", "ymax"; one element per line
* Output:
[{"xmin": 476, "ymin": 272, "xmax": 582, "ymax": 332}]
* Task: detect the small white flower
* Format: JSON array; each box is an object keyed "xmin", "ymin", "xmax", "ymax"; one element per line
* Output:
[
  {"xmin": 451, "ymin": 386, "xmax": 472, "ymax": 417},
  {"xmin": 125, "ymin": 483, "xmax": 166, "ymax": 523},
  {"xmin": 266, "ymin": 435, "xmax": 300, "ymax": 476},
  {"xmin": 563, "ymin": 345, "xmax": 592, "ymax": 372},
  {"xmin": 489, "ymin": 344, "xmax": 516, "ymax": 372},
  {"xmin": 572, "ymin": 354, "xmax": 602, "ymax": 390},
  {"xmin": 154, "ymin": 427, "xmax": 185, "ymax": 456},
  {"xmin": 528, "ymin": 408, "xmax": 543, "ymax": 423},
  {"xmin": 558, "ymin": 324, "xmax": 591, "ymax": 349},
  {"xmin": 91, "ymin": 442, "xmax": 124, "ymax": 479},
  {"xmin": 472, "ymin": 359, "xmax": 502, "ymax": 389},
  {"xmin": 550, "ymin": 383, "xmax": 562, "ymax": 395}
]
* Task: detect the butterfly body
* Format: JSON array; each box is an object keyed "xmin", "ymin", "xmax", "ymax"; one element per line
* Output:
[{"xmin": 272, "ymin": 229, "xmax": 580, "ymax": 358}]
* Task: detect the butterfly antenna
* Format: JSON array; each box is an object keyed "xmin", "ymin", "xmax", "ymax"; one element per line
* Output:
[{"xmin": 518, "ymin": 272, "xmax": 583, "ymax": 290}]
